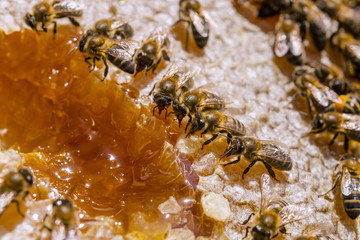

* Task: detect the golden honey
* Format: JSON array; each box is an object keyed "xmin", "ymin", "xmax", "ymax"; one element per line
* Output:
[{"xmin": 0, "ymin": 28, "xmax": 203, "ymax": 236}]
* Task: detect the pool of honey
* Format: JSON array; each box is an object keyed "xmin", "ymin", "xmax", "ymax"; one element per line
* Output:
[{"xmin": 0, "ymin": 29, "xmax": 202, "ymax": 236}]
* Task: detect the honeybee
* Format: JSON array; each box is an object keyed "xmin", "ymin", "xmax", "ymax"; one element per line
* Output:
[
  {"xmin": 321, "ymin": 0, "xmax": 360, "ymax": 38},
  {"xmin": 321, "ymin": 154, "xmax": 360, "ymax": 219},
  {"xmin": 310, "ymin": 112, "xmax": 360, "ymax": 151},
  {"xmin": 149, "ymin": 64, "xmax": 194, "ymax": 117},
  {"xmin": 172, "ymin": 88, "xmax": 226, "ymax": 128},
  {"xmin": 308, "ymin": 61, "xmax": 355, "ymax": 95},
  {"xmin": 25, "ymin": 1, "xmax": 83, "ymax": 36},
  {"xmin": 292, "ymin": 0, "xmax": 333, "ymax": 51},
  {"xmin": 134, "ymin": 27, "xmax": 170, "ymax": 76},
  {"xmin": 92, "ymin": 19, "xmax": 133, "ymax": 40},
  {"xmin": 274, "ymin": 14, "xmax": 306, "ymax": 65},
  {"xmin": 78, "ymin": 30, "xmax": 138, "ymax": 80},
  {"xmin": 331, "ymin": 29, "xmax": 360, "ymax": 77},
  {"xmin": 242, "ymin": 174, "xmax": 309, "ymax": 239},
  {"xmin": 221, "ymin": 136, "xmax": 292, "ymax": 181},
  {"xmin": 42, "ymin": 198, "xmax": 79, "ymax": 239},
  {"xmin": 174, "ymin": 0, "xmax": 210, "ymax": 50},
  {"xmin": 186, "ymin": 111, "xmax": 246, "ymax": 149},
  {"xmin": 292, "ymin": 67, "xmax": 342, "ymax": 115},
  {"xmin": 0, "ymin": 168, "xmax": 33, "ymax": 217}
]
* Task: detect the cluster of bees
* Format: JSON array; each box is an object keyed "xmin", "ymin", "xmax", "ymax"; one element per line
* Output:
[{"xmin": 0, "ymin": 0, "xmax": 357, "ymax": 239}]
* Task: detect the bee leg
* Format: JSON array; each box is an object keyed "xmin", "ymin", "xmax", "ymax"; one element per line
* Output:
[
  {"xmin": 90, "ymin": 57, "xmax": 99, "ymax": 72},
  {"xmin": 319, "ymin": 175, "xmax": 340, "ymax": 197},
  {"xmin": 202, "ymin": 134, "xmax": 218, "ymax": 149},
  {"xmin": 84, "ymin": 57, "xmax": 92, "ymax": 69},
  {"xmin": 68, "ymin": 17, "xmax": 80, "ymax": 27},
  {"xmin": 224, "ymin": 156, "xmax": 241, "ymax": 166},
  {"xmin": 328, "ymin": 132, "xmax": 340, "ymax": 149},
  {"xmin": 344, "ymin": 134, "xmax": 349, "ymax": 152},
  {"xmin": 243, "ymin": 226, "xmax": 251, "ymax": 239},
  {"xmin": 41, "ymin": 23, "xmax": 48, "ymax": 32},
  {"xmin": 263, "ymin": 162, "xmax": 279, "ymax": 182},
  {"xmin": 200, "ymin": 127, "xmax": 209, "ymax": 136},
  {"xmin": 152, "ymin": 57, "xmax": 162, "ymax": 73},
  {"xmin": 305, "ymin": 95, "xmax": 313, "ymax": 117},
  {"xmin": 242, "ymin": 160, "xmax": 259, "ymax": 179},
  {"xmin": 102, "ymin": 56, "xmax": 109, "ymax": 81},
  {"xmin": 185, "ymin": 115, "xmax": 192, "ymax": 133},
  {"xmin": 162, "ymin": 50, "xmax": 170, "ymax": 61},
  {"xmin": 240, "ymin": 212, "xmax": 254, "ymax": 225},
  {"xmin": 164, "ymin": 107, "xmax": 168, "ymax": 120},
  {"xmin": 149, "ymin": 83, "xmax": 156, "ymax": 96},
  {"xmin": 185, "ymin": 21, "xmax": 191, "ymax": 51},
  {"xmin": 152, "ymin": 106, "xmax": 158, "ymax": 116},
  {"xmin": 11, "ymin": 199, "xmax": 24, "ymax": 217},
  {"xmin": 52, "ymin": 21, "xmax": 57, "ymax": 39}
]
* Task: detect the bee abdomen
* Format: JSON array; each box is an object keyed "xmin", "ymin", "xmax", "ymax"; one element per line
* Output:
[
  {"xmin": 267, "ymin": 200, "xmax": 288, "ymax": 213},
  {"xmin": 263, "ymin": 144, "xmax": 292, "ymax": 170},
  {"xmin": 191, "ymin": 21, "xmax": 209, "ymax": 49},
  {"xmin": 342, "ymin": 191, "xmax": 360, "ymax": 219},
  {"xmin": 342, "ymin": 95, "xmax": 360, "ymax": 114},
  {"xmin": 106, "ymin": 45, "xmax": 135, "ymax": 74}
]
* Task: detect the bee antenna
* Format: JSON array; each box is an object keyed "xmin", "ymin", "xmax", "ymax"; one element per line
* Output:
[
  {"xmin": 218, "ymin": 133, "xmax": 231, "ymax": 140},
  {"xmin": 68, "ymin": 46, "xmax": 78, "ymax": 55}
]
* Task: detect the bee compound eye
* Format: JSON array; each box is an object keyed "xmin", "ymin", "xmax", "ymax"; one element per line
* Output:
[{"xmin": 18, "ymin": 168, "xmax": 33, "ymax": 186}]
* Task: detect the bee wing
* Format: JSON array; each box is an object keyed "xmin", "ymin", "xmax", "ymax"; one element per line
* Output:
[
  {"xmin": 274, "ymin": 31, "xmax": 289, "ymax": 57},
  {"xmin": 52, "ymin": 1, "xmax": 84, "ymax": 16},
  {"xmin": 178, "ymin": 71, "xmax": 195, "ymax": 90},
  {"xmin": 289, "ymin": 28, "xmax": 304, "ymax": 57},
  {"xmin": 191, "ymin": 84, "xmax": 233, "ymax": 105},
  {"xmin": 147, "ymin": 27, "xmax": 169, "ymax": 45},
  {"xmin": 260, "ymin": 174, "xmax": 272, "ymax": 213},
  {"xmin": 190, "ymin": 11, "xmax": 209, "ymax": 37},
  {"xmin": 341, "ymin": 167, "xmax": 354, "ymax": 197},
  {"xmin": 339, "ymin": 113, "xmax": 360, "ymax": 132},
  {"xmin": 252, "ymin": 141, "xmax": 289, "ymax": 163},
  {"xmin": 308, "ymin": 83, "xmax": 341, "ymax": 107},
  {"xmin": 0, "ymin": 191, "xmax": 16, "ymax": 215},
  {"xmin": 279, "ymin": 204, "xmax": 311, "ymax": 226}
]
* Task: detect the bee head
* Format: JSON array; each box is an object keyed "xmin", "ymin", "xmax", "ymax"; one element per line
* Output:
[
  {"xmin": 18, "ymin": 168, "xmax": 33, "ymax": 187},
  {"xmin": 310, "ymin": 112, "xmax": 325, "ymax": 133},
  {"xmin": 25, "ymin": 13, "xmax": 37, "ymax": 30},
  {"xmin": 188, "ymin": 113, "xmax": 205, "ymax": 135},
  {"xmin": 79, "ymin": 30, "xmax": 96, "ymax": 52},
  {"xmin": 135, "ymin": 50, "xmax": 154, "ymax": 73},
  {"xmin": 226, "ymin": 137, "xmax": 245, "ymax": 156},
  {"xmin": 251, "ymin": 225, "xmax": 271, "ymax": 240},
  {"xmin": 154, "ymin": 93, "xmax": 172, "ymax": 110},
  {"xmin": 53, "ymin": 199, "xmax": 74, "ymax": 223}
]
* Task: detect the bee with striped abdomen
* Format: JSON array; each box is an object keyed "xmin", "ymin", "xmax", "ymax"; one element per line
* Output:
[
  {"xmin": 0, "ymin": 168, "xmax": 33, "ymax": 217},
  {"xmin": 321, "ymin": 154, "xmax": 360, "ymax": 219},
  {"xmin": 310, "ymin": 112, "xmax": 360, "ymax": 151},
  {"xmin": 174, "ymin": 0, "xmax": 210, "ymax": 50},
  {"xmin": 335, "ymin": 93, "xmax": 360, "ymax": 114},
  {"xmin": 221, "ymin": 137, "xmax": 292, "ymax": 181},
  {"xmin": 134, "ymin": 27, "xmax": 170, "ymax": 76},
  {"xmin": 78, "ymin": 30, "xmax": 138, "ymax": 80},
  {"xmin": 186, "ymin": 111, "xmax": 246, "ymax": 149},
  {"xmin": 150, "ymin": 64, "xmax": 194, "ymax": 118},
  {"xmin": 25, "ymin": 1, "xmax": 83, "ymax": 37}
]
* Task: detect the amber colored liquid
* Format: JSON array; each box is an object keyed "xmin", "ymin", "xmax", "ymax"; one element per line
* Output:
[{"xmin": 0, "ymin": 29, "xmax": 200, "ymax": 234}]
